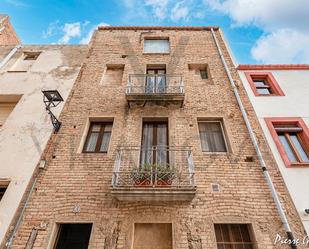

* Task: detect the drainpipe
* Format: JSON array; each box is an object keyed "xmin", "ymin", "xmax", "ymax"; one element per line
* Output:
[
  {"xmin": 0, "ymin": 44, "xmax": 22, "ymax": 70},
  {"xmin": 210, "ymin": 28, "xmax": 297, "ymax": 249},
  {"xmin": 5, "ymin": 176, "xmax": 39, "ymax": 249}
]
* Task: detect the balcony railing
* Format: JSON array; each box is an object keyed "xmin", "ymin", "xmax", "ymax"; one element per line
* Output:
[
  {"xmin": 111, "ymin": 146, "xmax": 196, "ymax": 202},
  {"xmin": 126, "ymin": 74, "xmax": 185, "ymax": 106}
]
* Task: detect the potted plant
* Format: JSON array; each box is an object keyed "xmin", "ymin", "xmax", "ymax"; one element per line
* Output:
[
  {"xmin": 131, "ymin": 163, "xmax": 177, "ymax": 187},
  {"xmin": 156, "ymin": 164, "xmax": 177, "ymax": 186},
  {"xmin": 131, "ymin": 163, "xmax": 153, "ymax": 186}
]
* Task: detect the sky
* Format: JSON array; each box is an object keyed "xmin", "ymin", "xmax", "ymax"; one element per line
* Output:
[{"xmin": 1, "ymin": 0, "xmax": 309, "ymax": 64}]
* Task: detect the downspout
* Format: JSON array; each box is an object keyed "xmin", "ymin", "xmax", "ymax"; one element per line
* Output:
[
  {"xmin": 5, "ymin": 176, "xmax": 39, "ymax": 249},
  {"xmin": 210, "ymin": 28, "xmax": 297, "ymax": 248},
  {"xmin": 0, "ymin": 44, "xmax": 22, "ymax": 70}
]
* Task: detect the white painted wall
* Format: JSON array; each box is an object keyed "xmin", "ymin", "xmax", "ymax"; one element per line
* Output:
[
  {"xmin": 0, "ymin": 45, "xmax": 86, "ymax": 245},
  {"xmin": 238, "ymin": 69, "xmax": 309, "ymax": 234}
]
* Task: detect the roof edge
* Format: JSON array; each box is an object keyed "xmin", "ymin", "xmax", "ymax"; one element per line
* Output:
[
  {"xmin": 98, "ymin": 26, "xmax": 220, "ymax": 31},
  {"xmin": 237, "ymin": 64, "xmax": 309, "ymax": 70}
]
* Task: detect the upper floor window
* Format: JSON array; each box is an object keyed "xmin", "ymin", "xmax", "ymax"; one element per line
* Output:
[
  {"xmin": 214, "ymin": 224, "xmax": 255, "ymax": 249},
  {"xmin": 0, "ymin": 181, "xmax": 9, "ymax": 201},
  {"xmin": 266, "ymin": 118, "xmax": 309, "ymax": 167},
  {"xmin": 188, "ymin": 64, "xmax": 210, "ymax": 80},
  {"xmin": 0, "ymin": 95, "xmax": 21, "ymax": 127},
  {"xmin": 9, "ymin": 51, "xmax": 41, "ymax": 72},
  {"xmin": 83, "ymin": 122, "xmax": 113, "ymax": 153},
  {"xmin": 198, "ymin": 120, "xmax": 228, "ymax": 152},
  {"xmin": 245, "ymin": 72, "xmax": 284, "ymax": 96},
  {"xmin": 144, "ymin": 38, "xmax": 170, "ymax": 54}
]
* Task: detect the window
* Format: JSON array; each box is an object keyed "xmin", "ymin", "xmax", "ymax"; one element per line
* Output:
[
  {"xmin": 0, "ymin": 95, "xmax": 21, "ymax": 127},
  {"xmin": 54, "ymin": 223, "xmax": 92, "ymax": 249},
  {"xmin": 144, "ymin": 38, "xmax": 170, "ymax": 54},
  {"xmin": 145, "ymin": 64, "xmax": 166, "ymax": 93},
  {"xmin": 83, "ymin": 122, "xmax": 113, "ymax": 153},
  {"xmin": 214, "ymin": 224, "xmax": 255, "ymax": 249},
  {"xmin": 245, "ymin": 72, "xmax": 284, "ymax": 96},
  {"xmin": 0, "ymin": 182, "xmax": 9, "ymax": 201},
  {"xmin": 266, "ymin": 118, "xmax": 309, "ymax": 167},
  {"xmin": 133, "ymin": 223, "xmax": 172, "ymax": 249},
  {"xmin": 24, "ymin": 52, "xmax": 40, "ymax": 60},
  {"xmin": 200, "ymin": 69, "xmax": 208, "ymax": 79},
  {"xmin": 198, "ymin": 121, "xmax": 227, "ymax": 152},
  {"xmin": 188, "ymin": 64, "xmax": 210, "ymax": 80},
  {"xmin": 141, "ymin": 121, "xmax": 168, "ymax": 165},
  {"xmin": 101, "ymin": 64, "xmax": 124, "ymax": 86},
  {"xmin": 9, "ymin": 51, "xmax": 41, "ymax": 72}
]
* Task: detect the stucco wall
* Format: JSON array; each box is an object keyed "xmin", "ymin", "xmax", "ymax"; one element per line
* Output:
[
  {"xmin": 238, "ymin": 69, "xmax": 309, "ymax": 234},
  {"xmin": 0, "ymin": 45, "xmax": 87, "ymax": 245}
]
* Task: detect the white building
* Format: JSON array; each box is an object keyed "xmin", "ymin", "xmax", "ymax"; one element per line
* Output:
[
  {"xmin": 238, "ymin": 64, "xmax": 309, "ymax": 234},
  {"xmin": 0, "ymin": 44, "xmax": 87, "ymax": 246}
]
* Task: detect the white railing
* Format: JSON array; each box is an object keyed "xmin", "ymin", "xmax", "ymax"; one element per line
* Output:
[
  {"xmin": 112, "ymin": 146, "xmax": 195, "ymax": 188},
  {"xmin": 126, "ymin": 74, "xmax": 184, "ymax": 95}
]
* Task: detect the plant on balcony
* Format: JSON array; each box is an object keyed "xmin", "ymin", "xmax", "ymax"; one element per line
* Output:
[{"xmin": 130, "ymin": 163, "xmax": 177, "ymax": 187}]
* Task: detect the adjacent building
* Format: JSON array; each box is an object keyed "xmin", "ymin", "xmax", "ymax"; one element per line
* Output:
[
  {"xmin": 238, "ymin": 64, "xmax": 309, "ymax": 234},
  {"xmin": 0, "ymin": 15, "xmax": 20, "ymax": 46},
  {"xmin": 0, "ymin": 43, "xmax": 87, "ymax": 247},
  {"xmin": 8, "ymin": 26, "xmax": 306, "ymax": 249}
]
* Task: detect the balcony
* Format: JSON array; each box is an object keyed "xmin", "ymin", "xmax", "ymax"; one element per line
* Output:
[
  {"xmin": 126, "ymin": 74, "xmax": 185, "ymax": 107},
  {"xmin": 111, "ymin": 146, "xmax": 196, "ymax": 202}
]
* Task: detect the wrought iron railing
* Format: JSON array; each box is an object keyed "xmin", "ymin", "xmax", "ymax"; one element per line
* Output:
[
  {"xmin": 126, "ymin": 74, "xmax": 184, "ymax": 94},
  {"xmin": 112, "ymin": 146, "xmax": 195, "ymax": 188}
]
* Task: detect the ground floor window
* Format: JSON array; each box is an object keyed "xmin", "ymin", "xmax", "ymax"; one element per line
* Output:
[
  {"xmin": 214, "ymin": 223, "xmax": 255, "ymax": 249},
  {"xmin": 54, "ymin": 223, "xmax": 92, "ymax": 249}
]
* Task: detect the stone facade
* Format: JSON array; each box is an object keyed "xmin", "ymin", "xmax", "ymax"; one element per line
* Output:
[
  {"xmin": 10, "ymin": 27, "xmax": 306, "ymax": 248},
  {"xmin": 0, "ymin": 15, "xmax": 20, "ymax": 46}
]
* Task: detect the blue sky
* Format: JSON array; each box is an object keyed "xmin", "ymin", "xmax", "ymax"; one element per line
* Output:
[{"xmin": 1, "ymin": 0, "xmax": 309, "ymax": 64}]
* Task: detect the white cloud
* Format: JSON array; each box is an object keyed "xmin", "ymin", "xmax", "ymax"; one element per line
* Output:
[
  {"xmin": 58, "ymin": 22, "xmax": 81, "ymax": 44},
  {"xmin": 5, "ymin": 0, "xmax": 28, "ymax": 7},
  {"xmin": 42, "ymin": 20, "xmax": 60, "ymax": 39},
  {"xmin": 80, "ymin": 22, "xmax": 109, "ymax": 44},
  {"xmin": 145, "ymin": 0, "xmax": 169, "ymax": 20},
  {"xmin": 171, "ymin": 1, "xmax": 189, "ymax": 22},
  {"xmin": 252, "ymin": 29, "xmax": 309, "ymax": 63},
  {"xmin": 203, "ymin": 0, "xmax": 309, "ymax": 63}
]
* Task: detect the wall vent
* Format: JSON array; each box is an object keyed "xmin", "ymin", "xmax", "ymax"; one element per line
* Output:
[{"xmin": 211, "ymin": 183, "xmax": 220, "ymax": 193}]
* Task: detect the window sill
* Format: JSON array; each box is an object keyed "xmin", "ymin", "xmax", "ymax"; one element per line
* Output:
[
  {"xmin": 288, "ymin": 162, "xmax": 309, "ymax": 167},
  {"xmin": 202, "ymin": 151, "xmax": 229, "ymax": 155},
  {"xmin": 143, "ymin": 52, "xmax": 170, "ymax": 55},
  {"xmin": 7, "ymin": 70, "xmax": 28, "ymax": 73},
  {"xmin": 256, "ymin": 94, "xmax": 284, "ymax": 97}
]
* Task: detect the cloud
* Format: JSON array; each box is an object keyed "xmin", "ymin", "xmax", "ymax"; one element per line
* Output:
[
  {"xmin": 42, "ymin": 20, "xmax": 61, "ymax": 39},
  {"xmin": 145, "ymin": 0, "xmax": 168, "ymax": 20},
  {"xmin": 5, "ymin": 0, "xmax": 28, "ymax": 7},
  {"xmin": 80, "ymin": 22, "xmax": 109, "ymax": 44},
  {"xmin": 58, "ymin": 22, "xmax": 81, "ymax": 44},
  {"xmin": 121, "ymin": 0, "xmax": 196, "ymax": 22},
  {"xmin": 171, "ymin": 1, "xmax": 189, "ymax": 22},
  {"xmin": 252, "ymin": 29, "xmax": 309, "ymax": 63},
  {"xmin": 203, "ymin": 0, "xmax": 309, "ymax": 63}
]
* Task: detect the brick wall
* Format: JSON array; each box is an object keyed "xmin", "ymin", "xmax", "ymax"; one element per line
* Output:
[
  {"xmin": 11, "ymin": 28, "xmax": 306, "ymax": 249},
  {"xmin": 0, "ymin": 15, "xmax": 20, "ymax": 46}
]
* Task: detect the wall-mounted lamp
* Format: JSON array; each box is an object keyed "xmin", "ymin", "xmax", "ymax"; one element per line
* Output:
[{"xmin": 42, "ymin": 90, "xmax": 63, "ymax": 132}]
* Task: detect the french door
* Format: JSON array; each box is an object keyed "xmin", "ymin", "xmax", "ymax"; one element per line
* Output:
[
  {"xmin": 145, "ymin": 68, "xmax": 166, "ymax": 93},
  {"xmin": 140, "ymin": 122, "xmax": 168, "ymax": 167}
]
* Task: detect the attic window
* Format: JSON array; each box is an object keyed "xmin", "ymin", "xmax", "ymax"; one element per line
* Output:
[
  {"xmin": 24, "ymin": 52, "xmax": 40, "ymax": 60},
  {"xmin": 144, "ymin": 38, "xmax": 170, "ymax": 54}
]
